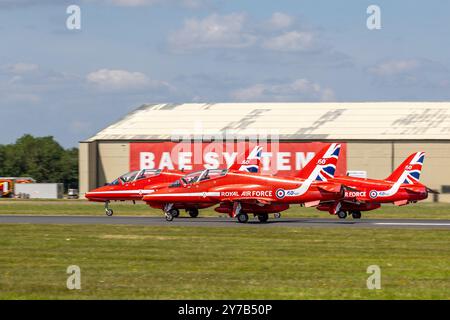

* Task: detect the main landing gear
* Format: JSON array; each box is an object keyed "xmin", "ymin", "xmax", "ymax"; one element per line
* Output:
[
  {"xmin": 336, "ymin": 210, "xmax": 362, "ymax": 219},
  {"xmin": 187, "ymin": 208, "xmax": 199, "ymax": 218},
  {"xmin": 105, "ymin": 201, "xmax": 113, "ymax": 216},
  {"xmin": 164, "ymin": 204, "xmax": 200, "ymax": 222},
  {"xmin": 351, "ymin": 211, "xmax": 362, "ymax": 219},
  {"xmin": 257, "ymin": 213, "xmax": 269, "ymax": 223},
  {"xmin": 237, "ymin": 213, "xmax": 271, "ymax": 223}
]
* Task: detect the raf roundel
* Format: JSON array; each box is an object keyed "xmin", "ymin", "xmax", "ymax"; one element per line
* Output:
[
  {"xmin": 369, "ymin": 190, "xmax": 378, "ymax": 199},
  {"xmin": 276, "ymin": 188, "xmax": 286, "ymax": 199}
]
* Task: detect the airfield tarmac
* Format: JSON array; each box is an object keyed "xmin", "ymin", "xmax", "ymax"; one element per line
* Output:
[{"xmin": 1, "ymin": 215, "xmax": 450, "ymax": 229}]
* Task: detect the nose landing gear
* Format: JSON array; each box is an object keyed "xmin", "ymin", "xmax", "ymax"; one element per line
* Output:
[
  {"xmin": 164, "ymin": 203, "xmax": 179, "ymax": 221},
  {"xmin": 165, "ymin": 209, "xmax": 179, "ymax": 221},
  {"xmin": 237, "ymin": 213, "xmax": 249, "ymax": 223},
  {"xmin": 104, "ymin": 201, "xmax": 113, "ymax": 216}
]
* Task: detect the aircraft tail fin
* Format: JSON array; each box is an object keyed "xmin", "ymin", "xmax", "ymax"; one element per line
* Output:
[
  {"xmin": 386, "ymin": 152, "xmax": 425, "ymax": 185},
  {"xmin": 298, "ymin": 143, "xmax": 341, "ymax": 182},
  {"xmin": 228, "ymin": 145, "xmax": 263, "ymax": 173}
]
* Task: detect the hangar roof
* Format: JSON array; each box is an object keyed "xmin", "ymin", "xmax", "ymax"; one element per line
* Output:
[{"xmin": 85, "ymin": 102, "xmax": 450, "ymax": 141}]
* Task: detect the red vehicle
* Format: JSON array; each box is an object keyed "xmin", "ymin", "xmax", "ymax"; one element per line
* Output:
[
  {"xmin": 85, "ymin": 146, "xmax": 263, "ymax": 217},
  {"xmin": 142, "ymin": 144, "xmax": 344, "ymax": 223},
  {"xmin": 313, "ymin": 151, "xmax": 435, "ymax": 219}
]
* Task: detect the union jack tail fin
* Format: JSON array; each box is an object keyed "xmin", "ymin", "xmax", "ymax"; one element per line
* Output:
[
  {"xmin": 386, "ymin": 152, "xmax": 425, "ymax": 185},
  {"xmin": 297, "ymin": 143, "xmax": 341, "ymax": 181},
  {"xmin": 228, "ymin": 146, "xmax": 263, "ymax": 173}
]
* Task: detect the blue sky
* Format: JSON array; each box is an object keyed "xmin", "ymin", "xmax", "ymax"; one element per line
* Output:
[{"xmin": 1, "ymin": 0, "xmax": 449, "ymax": 147}]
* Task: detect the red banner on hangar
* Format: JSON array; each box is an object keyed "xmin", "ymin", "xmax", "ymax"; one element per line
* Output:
[{"xmin": 130, "ymin": 142, "xmax": 347, "ymax": 177}]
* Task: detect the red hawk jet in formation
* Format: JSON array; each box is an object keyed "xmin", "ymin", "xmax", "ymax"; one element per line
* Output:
[
  {"xmin": 85, "ymin": 145, "xmax": 263, "ymax": 217},
  {"xmin": 142, "ymin": 143, "xmax": 344, "ymax": 222},
  {"xmin": 314, "ymin": 151, "xmax": 435, "ymax": 219},
  {"xmin": 87, "ymin": 142, "xmax": 433, "ymax": 223}
]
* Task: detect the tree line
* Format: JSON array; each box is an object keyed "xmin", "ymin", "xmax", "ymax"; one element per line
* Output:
[{"xmin": 0, "ymin": 135, "xmax": 78, "ymax": 189}]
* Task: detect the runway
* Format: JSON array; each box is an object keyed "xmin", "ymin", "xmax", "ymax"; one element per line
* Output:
[{"xmin": 0, "ymin": 215, "xmax": 450, "ymax": 229}]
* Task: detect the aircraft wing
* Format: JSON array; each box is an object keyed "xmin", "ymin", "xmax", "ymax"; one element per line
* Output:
[
  {"xmin": 316, "ymin": 184, "xmax": 343, "ymax": 193},
  {"xmin": 404, "ymin": 186, "xmax": 439, "ymax": 194},
  {"xmin": 426, "ymin": 187, "xmax": 440, "ymax": 194},
  {"xmin": 220, "ymin": 197, "xmax": 273, "ymax": 205}
]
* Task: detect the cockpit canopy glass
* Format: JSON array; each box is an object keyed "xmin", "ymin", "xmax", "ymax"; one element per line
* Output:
[
  {"xmin": 169, "ymin": 169, "xmax": 227, "ymax": 187},
  {"xmin": 135, "ymin": 169, "xmax": 161, "ymax": 180},
  {"xmin": 109, "ymin": 169, "xmax": 161, "ymax": 185}
]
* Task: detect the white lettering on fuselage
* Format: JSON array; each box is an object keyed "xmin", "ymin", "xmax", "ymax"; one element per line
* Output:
[
  {"xmin": 220, "ymin": 191, "xmax": 273, "ymax": 197},
  {"xmin": 345, "ymin": 191, "xmax": 367, "ymax": 198}
]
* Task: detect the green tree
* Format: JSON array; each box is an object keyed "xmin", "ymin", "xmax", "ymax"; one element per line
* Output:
[{"xmin": 0, "ymin": 134, "xmax": 78, "ymax": 189}]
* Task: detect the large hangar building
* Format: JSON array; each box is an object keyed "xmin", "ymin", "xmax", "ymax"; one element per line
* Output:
[{"xmin": 79, "ymin": 102, "xmax": 450, "ymax": 202}]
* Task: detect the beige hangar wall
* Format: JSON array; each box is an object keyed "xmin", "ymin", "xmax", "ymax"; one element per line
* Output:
[
  {"xmin": 97, "ymin": 142, "xmax": 130, "ymax": 187},
  {"xmin": 346, "ymin": 142, "xmax": 393, "ymax": 180}
]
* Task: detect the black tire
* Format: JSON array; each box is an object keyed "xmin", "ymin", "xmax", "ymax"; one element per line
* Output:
[
  {"xmin": 188, "ymin": 208, "xmax": 199, "ymax": 218},
  {"xmin": 337, "ymin": 210, "xmax": 347, "ymax": 219},
  {"xmin": 237, "ymin": 213, "xmax": 249, "ymax": 223},
  {"xmin": 274, "ymin": 212, "xmax": 281, "ymax": 219},
  {"xmin": 165, "ymin": 211, "xmax": 174, "ymax": 222},
  {"xmin": 257, "ymin": 213, "xmax": 269, "ymax": 223},
  {"xmin": 171, "ymin": 208, "xmax": 180, "ymax": 218},
  {"xmin": 105, "ymin": 209, "xmax": 113, "ymax": 217},
  {"xmin": 351, "ymin": 211, "xmax": 362, "ymax": 219}
]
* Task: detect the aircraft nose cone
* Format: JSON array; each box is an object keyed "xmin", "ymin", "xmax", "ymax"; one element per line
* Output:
[{"xmin": 85, "ymin": 187, "xmax": 104, "ymax": 200}]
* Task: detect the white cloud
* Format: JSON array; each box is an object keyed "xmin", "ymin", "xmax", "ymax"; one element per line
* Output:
[
  {"xmin": 89, "ymin": 0, "xmax": 208, "ymax": 7},
  {"xmin": 0, "ymin": 0, "xmax": 57, "ymax": 8},
  {"xmin": 101, "ymin": 0, "xmax": 157, "ymax": 6},
  {"xmin": 268, "ymin": 12, "xmax": 294, "ymax": 30},
  {"xmin": 231, "ymin": 78, "xmax": 335, "ymax": 102},
  {"xmin": 2, "ymin": 63, "xmax": 39, "ymax": 74},
  {"xmin": 369, "ymin": 59, "xmax": 420, "ymax": 76},
  {"xmin": 262, "ymin": 31, "xmax": 315, "ymax": 52},
  {"xmin": 169, "ymin": 13, "xmax": 257, "ymax": 51},
  {"xmin": 0, "ymin": 0, "xmax": 207, "ymax": 8},
  {"xmin": 86, "ymin": 69, "xmax": 167, "ymax": 91},
  {"xmin": 168, "ymin": 13, "xmax": 322, "ymax": 54},
  {"xmin": 368, "ymin": 58, "xmax": 450, "ymax": 88}
]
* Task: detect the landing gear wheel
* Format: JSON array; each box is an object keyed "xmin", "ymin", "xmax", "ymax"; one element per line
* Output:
[
  {"xmin": 105, "ymin": 209, "xmax": 113, "ymax": 217},
  {"xmin": 171, "ymin": 209, "xmax": 180, "ymax": 218},
  {"xmin": 274, "ymin": 212, "xmax": 281, "ymax": 219},
  {"xmin": 188, "ymin": 208, "xmax": 199, "ymax": 218},
  {"xmin": 237, "ymin": 213, "xmax": 249, "ymax": 223},
  {"xmin": 337, "ymin": 210, "xmax": 347, "ymax": 219},
  {"xmin": 257, "ymin": 213, "xmax": 269, "ymax": 223},
  {"xmin": 165, "ymin": 208, "xmax": 178, "ymax": 222},
  {"xmin": 351, "ymin": 211, "xmax": 362, "ymax": 219}
]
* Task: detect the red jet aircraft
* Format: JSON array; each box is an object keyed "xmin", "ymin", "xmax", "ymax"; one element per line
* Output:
[
  {"xmin": 85, "ymin": 145, "xmax": 263, "ymax": 218},
  {"xmin": 142, "ymin": 143, "xmax": 344, "ymax": 223},
  {"xmin": 311, "ymin": 151, "xmax": 436, "ymax": 219}
]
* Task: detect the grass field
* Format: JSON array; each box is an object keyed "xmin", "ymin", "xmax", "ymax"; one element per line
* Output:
[
  {"xmin": 1, "ymin": 199, "xmax": 449, "ymax": 299},
  {"xmin": 1, "ymin": 199, "xmax": 450, "ymax": 219},
  {"xmin": 0, "ymin": 223, "xmax": 449, "ymax": 299}
]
